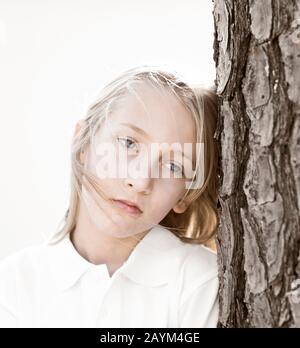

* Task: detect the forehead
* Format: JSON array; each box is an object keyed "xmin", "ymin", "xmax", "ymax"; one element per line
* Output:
[{"xmin": 108, "ymin": 81, "xmax": 196, "ymax": 145}]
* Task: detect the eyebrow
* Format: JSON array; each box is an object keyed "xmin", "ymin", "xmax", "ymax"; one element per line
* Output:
[
  {"xmin": 120, "ymin": 123, "xmax": 151, "ymax": 140},
  {"xmin": 119, "ymin": 122, "xmax": 194, "ymax": 163}
]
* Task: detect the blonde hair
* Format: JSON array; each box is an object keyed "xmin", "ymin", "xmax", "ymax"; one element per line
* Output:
[{"xmin": 48, "ymin": 65, "xmax": 220, "ymax": 247}]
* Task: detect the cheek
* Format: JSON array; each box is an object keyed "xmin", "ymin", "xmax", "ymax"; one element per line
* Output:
[
  {"xmin": 85, "ymin": 141, "xmax": 117, "ymax": 180},
  {"xmin": 81, "ymin": 178, "xmax": 128, "ymax": 232},
  {"xmin": 88, "ymin": 135, "xmax": 131, "ymax": 180},
  {"xmin": 151, "ymin": 183, "xmax": 186, "ymax": 213},
  {"xmin": 159, "ymin": 179, "xmax": 186, "ymax": 199}
]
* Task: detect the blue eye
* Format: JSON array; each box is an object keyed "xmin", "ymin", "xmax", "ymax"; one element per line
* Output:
[
  {"xmin": 117, "ymin": 136, "xmax": 139, "ymax": 152},
  {"xmin": 117, "ymin": 137, "xmax": 185, "ymax": 177},
  {"xmin": 167, "ymin": 162, "xmax": 184, "ymax": 174}
]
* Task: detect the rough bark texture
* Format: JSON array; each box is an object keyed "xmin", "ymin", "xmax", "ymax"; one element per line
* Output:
[{"xmin": 213, "ymin": 0, "xmax": 300, "ymax": 327}]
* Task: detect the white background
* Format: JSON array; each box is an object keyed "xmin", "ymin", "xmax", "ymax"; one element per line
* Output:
[{"xmin": 0, "ymin": 0, "xmax": 215, "ymax": 259}]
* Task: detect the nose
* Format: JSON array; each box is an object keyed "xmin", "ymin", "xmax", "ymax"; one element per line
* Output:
[
  {"xmin": 124, "ymin": 155, "xmax": 156, "ymax": 194},
  {"xmin": 124, "ymin": 177, "xmax": 152, "ymax": 194}
]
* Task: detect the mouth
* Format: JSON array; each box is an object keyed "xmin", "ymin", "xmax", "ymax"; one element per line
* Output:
[{"xmin": 111, "ymin": 199, "xmax": 143, "ymax": 216}]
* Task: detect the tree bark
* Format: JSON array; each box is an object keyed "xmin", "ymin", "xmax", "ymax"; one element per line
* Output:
[{"xmin": 213, "ymin": 0, "xmax": 300, "ymax": 327}]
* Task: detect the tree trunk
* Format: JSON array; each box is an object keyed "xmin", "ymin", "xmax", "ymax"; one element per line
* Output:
[{"xmin": 213, "ymin": 0, "xmax": 300, "ymax": 327}]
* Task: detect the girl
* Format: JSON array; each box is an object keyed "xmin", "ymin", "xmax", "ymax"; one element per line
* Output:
[{"xmin": 0, "ymin": 66, "xmax": 220, "ymax": 328}]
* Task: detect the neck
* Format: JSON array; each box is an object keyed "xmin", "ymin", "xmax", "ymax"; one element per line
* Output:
[{"xmin": 70, "ymin": 200, "xmax": 148, "ymax": 277}]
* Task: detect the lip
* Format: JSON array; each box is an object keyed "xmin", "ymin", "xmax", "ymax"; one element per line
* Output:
[{"xmin": 112, "ymin": 199, "xmax": 143, "ymax": 215}]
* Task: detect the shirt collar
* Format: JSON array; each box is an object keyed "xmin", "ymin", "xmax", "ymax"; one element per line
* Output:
[{"xmin": 45, "ymin": 224, "xmax": 184, "ymax": 291}]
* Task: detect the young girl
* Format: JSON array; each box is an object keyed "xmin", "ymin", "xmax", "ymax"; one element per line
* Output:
[{"xmin": 0, "ymin": 66, "xmax": 220, "ymax": 328}]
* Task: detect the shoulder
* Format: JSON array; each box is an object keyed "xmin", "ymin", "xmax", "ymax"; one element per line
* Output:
[
  {"xmin": 171, "ymin": 241, "xmax": 219, "ymax": 303},
  {"xmin": 0, "ymin": 243, "xmax": 48, "ymax": 283},
  {"xmin": 155, "ymin": 225, "xmax": 218, "ymax": 286},
  {"xmin": 174, "ymin": 243, "xmax": 219, "ymax": 328},
  {"xmin": 175, "ymin": 240, "xmax": 218, "ymax": 284},
  {"xmin": 156, "ymin": 225, "xmax": 218, "ymax": 280},
  {"xmin": 0, "ymin": 243, "xmax": 48, "ymax": 319},
  {"xmin": 171, "ymin": 242, "xmax": 219, "ymax": 326}
]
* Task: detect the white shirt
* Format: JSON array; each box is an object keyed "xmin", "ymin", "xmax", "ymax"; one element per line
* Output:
[{"xmin": 0, "ymin": 224, "xmax": 219, "ymax": 328}]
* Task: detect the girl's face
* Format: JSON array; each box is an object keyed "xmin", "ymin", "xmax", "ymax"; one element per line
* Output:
[{"xmin": 79, "ymin": 81, "xmax": 196, "ymax": 238}]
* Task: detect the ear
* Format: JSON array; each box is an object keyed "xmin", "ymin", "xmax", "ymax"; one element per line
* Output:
[
  {"xmin": 73, "ymin": 119, "xmax": 86, "ymax": 138},
  {"xmin": 172, "ymin": 198, "xmax": 189, "ymax": 214},
  {"xmin": 73, "ymin": 119, "xmax": 87, "ymax": 164},
  {"xmin": 79, "ymin": 148, "xmax": 88, "ymax": 165}
]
